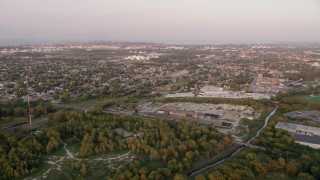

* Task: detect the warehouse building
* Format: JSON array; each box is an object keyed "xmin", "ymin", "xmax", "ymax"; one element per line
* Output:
[{"xmin": 275, "ymin": 122, "xmax": 320, "ymax": 149}]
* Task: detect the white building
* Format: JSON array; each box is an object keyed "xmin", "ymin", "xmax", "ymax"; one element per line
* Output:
[
  {"xmin": 166, "ymin": 92, "xmax": 195, "ymax": 98},
  {"xmin": 199, "ymin": 86, "xmax": 270, "ymax": 100}
]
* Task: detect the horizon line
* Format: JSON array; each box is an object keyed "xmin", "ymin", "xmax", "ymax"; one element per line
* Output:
[{"xmin": 0, "ymin": 38, "xmax": 320, "ymax": 46}]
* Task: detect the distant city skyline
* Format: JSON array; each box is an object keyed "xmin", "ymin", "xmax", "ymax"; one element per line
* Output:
[{"xmin": 0, "ymin": 0, "xmax": 320, "ymax": 44}]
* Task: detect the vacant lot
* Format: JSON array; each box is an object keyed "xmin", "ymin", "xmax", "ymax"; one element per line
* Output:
[{"xmin": 298, "ymin": 94, "xmax": 320, "ymax": 103}]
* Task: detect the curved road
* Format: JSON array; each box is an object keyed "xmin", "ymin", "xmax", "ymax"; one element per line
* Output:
[{"xmin": 189, "ymin": 107, "xmax": 277, "ymax": 177}]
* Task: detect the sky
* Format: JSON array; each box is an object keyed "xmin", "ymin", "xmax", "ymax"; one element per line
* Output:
[{"xmin": 0, "ymin": 0, "xmax": 320, "ymax": 44}]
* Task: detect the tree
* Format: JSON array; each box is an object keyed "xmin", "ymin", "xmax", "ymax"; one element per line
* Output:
[
  {"xmin": 286, "ymin": 160, "xmax": 298, "ymax": 176},
  {"xmin": 45, "ymin": 129, "xmax": 61, "ymax": 153},
  {"xmin": 311, "ymin": 166, "xmax": 320, "ymax": 179},
  {"xmin": 34, "ymin": 102, "xmax": 48, "ymax": 118},
  {"xmin": 195, "ymin": 174, "xmax": 206, "ymax": 180},
  {"xmin": 185, "ymin": 151, "xmax": 194, "ymax": 161},
  {"xmin": 173, "ymin": 173, "xmax": 186, "ymax": 180},
  {"xmin": 79, "ymin": 133, "xmax": 94, "ymax": 157},
  {"xmin": 279, "ymin": 104, "xmax": 292, "ymax": 112},
  {"xmin": 297, "ymin": 173, "xmax": 316, "ymax": 180},
  {"xmin": 138, "ymin": 167, "xmax": 149, "ymax": 175},
  {"xmin": 13, "ymin": 107, "xmax": 24, "ymax": 117},
  {"xmin": 309, "ymin": 102, "xmax": 320, "ymax": 110},
  {"xmin": 243, "ymin": 86, "xmax": 250, "ymax": 93},
  {"xmin": 80, "ymin": 162, "xmax": 87, "ymax": 177},
  {"xmin": 278, "ymin": 157, "xmax": 286, "ymax": 171},
  {"xmin": 52, "ymin": 93, "xmax": 60, "ymax": 100},
  {"xmin": 208, "ymin": 171, "xmax": 225, "ymax": 180},
  {"xmin": 60, "ymin": 91, "xmax": 70, "ymax": 102},
  {"xmin": 230, "ymin": 84, "xmax": 241, "ymax": 91},
  {"xmin": 254, "ymin": 162, "xmax": 267, "ymax": 177}
]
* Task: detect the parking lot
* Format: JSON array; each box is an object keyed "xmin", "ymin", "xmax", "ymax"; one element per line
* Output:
[{"xmin": 284, "ymin": 110, "xmax": 320, "ymax": 122}]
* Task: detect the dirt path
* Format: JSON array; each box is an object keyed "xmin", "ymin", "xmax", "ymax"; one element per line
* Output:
[{"xmin": 24, "ymin": 143, "xmax": 133, "ymax": 180}]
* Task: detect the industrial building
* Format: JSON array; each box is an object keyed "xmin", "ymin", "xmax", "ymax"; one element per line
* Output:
[
  {"xmin": 275, "ymin": 122, "xmax": 320, "ymax": 149},
  {"xmin": 199, "ymin": 85, "xmax": 270, "ymax": 100}
]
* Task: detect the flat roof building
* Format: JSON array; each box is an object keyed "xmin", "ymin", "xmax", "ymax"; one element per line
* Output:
[
  {"xmin": 275, "ymin": 122, "xmax": 320, "ymax": 136},
  {"xmin": 275, "ymin": 122, "xmax": 320, "ymax": 149}
]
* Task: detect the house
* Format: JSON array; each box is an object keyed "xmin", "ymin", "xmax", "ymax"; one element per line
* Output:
[
  {"xmin": 134, "ymin": 132, "xmax": 144, "ymax": 138},
  {"xmin": 157, "ymin": 110, "xmax": 165, "ymax": 114},
  {"xmin": 114, "ymin": 128, "xmax": 144, "ymax": 139},
  {"xmin": 166, "ymin": 92, "xmax": 195, "ymax": 98},
  {"xmin": 169, "ymin": 110, "xmax": 197, "ymax": 118},
  {"xmin": 222, "ymin": 122, "xmax": 232, "ymax": 127},
  {"xmin": 114, "ymin": 128, "xmax": 133, "ymax": 138},
  {"xmin": 204, "ymin": 113, "xmax": 220, "ymax": 119}
]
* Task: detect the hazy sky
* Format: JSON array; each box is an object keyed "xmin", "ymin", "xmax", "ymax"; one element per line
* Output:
[{"xmin": 0, "ymin": 0, "xmax": 320, "ymax": 44}]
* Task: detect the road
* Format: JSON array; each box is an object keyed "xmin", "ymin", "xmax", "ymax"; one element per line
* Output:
[
  {"xmin": 246, "ymin": 107, "xmax": 277, "ymax": 145},
  {"xmin": 189, "ymin": 107, "xmax": 277, "ymax": 177}
]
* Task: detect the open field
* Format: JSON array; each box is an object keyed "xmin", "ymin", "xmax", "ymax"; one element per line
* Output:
[
  {"xmin": 55, "ymin": 97, "xmax": 116, "ymax": 111},
  {"xmin": 0, "ymin": 116, "xmax": 28, "ymax": 127},
  {"xmin": 297, "ymin": 94, "xmax": 320, "ymax": 103},
  {"xmin": 0, "ymin": 116, "xmax": 49, "ymax": 137},
  {"xmin": 56, "ymin": 95, "xmax": 152, "ymax": 112}
]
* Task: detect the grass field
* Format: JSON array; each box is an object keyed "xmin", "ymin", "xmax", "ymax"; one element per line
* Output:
[
  {"xmin": 53, "ymin": 97, "xmax": 116, "ymax": 112},
  {"xmin": 297, "ymin": 94, "xmax": 320, "ymax": 103},
  {"xmin": 0, "ymin": 116, "xmax": 28, "ymax": 127},
  {"xmin": 56, "ymin": 95, "xmax": 152, "ymax": 111}
]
